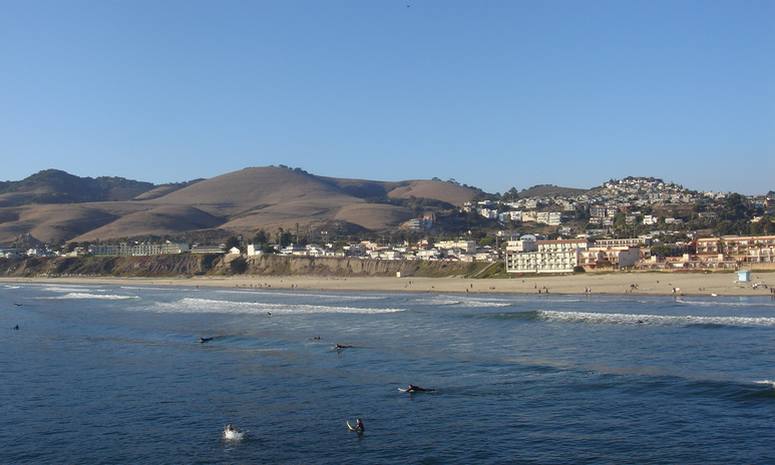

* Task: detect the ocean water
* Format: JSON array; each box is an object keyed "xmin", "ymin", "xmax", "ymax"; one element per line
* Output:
[{"xmin": 2, "ymin": 283, "xmax": 775, "ymax": 464}]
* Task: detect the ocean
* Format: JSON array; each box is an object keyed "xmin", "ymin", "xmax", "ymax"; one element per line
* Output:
[{"xmin": 2, "ymin": 283, "xmax": 774, "ymax": 464}]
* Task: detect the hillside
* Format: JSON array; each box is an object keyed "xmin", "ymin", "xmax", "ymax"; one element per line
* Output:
[
  {"xmin": 0, "ymin": 166, "xmax": 481, "ymax": 244},
  {"xmin": 518, "ymin": 184, "xmax": 587, "ymax": 198},
  {"xmin": 0, "ymin": 169, "xmax": 156, "ymax": 207}
]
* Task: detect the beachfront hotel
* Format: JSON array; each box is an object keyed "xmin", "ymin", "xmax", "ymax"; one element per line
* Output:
[{"xmin": 505, "ymin": 238, "xmax": 643, "ymax": 274}]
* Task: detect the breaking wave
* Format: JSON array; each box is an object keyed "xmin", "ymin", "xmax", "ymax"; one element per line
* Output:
[
  {"xmin": 415, "ymin": 297, "xmax": 512, "ymax": 308},
  {"xmin": 43, "ymin": 286, "xmax": 98, "ymax": 292},
  {"xmin": 3, "ymin": 285, "xmax": 21, "ymax": 289},
  {"xmin": 675, "ymin": 298, "xmax": 774, "ymax": 308},
  {"xmin": 45, "ymin": 292, "xmax": 139, "ymax": 300},
  {"xmin": 214, "ymin": 289, "xmax": 386, "ymax": 301},
  {"xmin": 754, "ymin": 380, "xmax": 775, "ymax": 389},
  {"xmin": 149, "ymin": 297, "xmax": 404, "ymax": 315},
  {"xmin": 535, "ymin": 310, "xmax": 775, "ymax": 328}
]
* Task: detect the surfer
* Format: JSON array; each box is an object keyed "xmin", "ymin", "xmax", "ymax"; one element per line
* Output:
[
  {"xmin": 335, "ymin": 343, "xmax": 353, "ymax": 351},
  {"xmin": 199, "ymin": 337, "xmax": 213, "ymax": 344},
  {"xmin": 13, "ymin": 303, "xmax": 22, "ymax": 307},
  {"xmin": 404, "ymin": 384, "xmax": 434, "ymax": 393},
  {"xmin": 347, "ymin": 418, "xmax": 364, "ymax": 433},
  {"xmin": 13, "ymin": 325, "xmax": 19, "ymax": 330}
]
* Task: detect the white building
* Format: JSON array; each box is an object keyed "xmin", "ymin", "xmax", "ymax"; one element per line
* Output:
[
  {"xmin": 479, "ymin": 208, "xmax": 498, "ymax": 220},
  {"xmin": 416, "ymin": 249, "xmax": 441, "ymax": 260},
  {"xmin": 505, "ymin": 239, "xmax": 589, "ymax": 273},
  {"xmin": 246, "ymin": 244, "xmax": 264, "ymax": 256},
  {"xmin": 435, "ymin": 240, "xmax": 477, "ymax": 253}
]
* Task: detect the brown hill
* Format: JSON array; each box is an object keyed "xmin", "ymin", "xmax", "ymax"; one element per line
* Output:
[
  {"xmin": 74, "ymin": 206, "xmax": 225, "ymax": 242},
  {"xmin": 386, "ymin": 180, "xmax": 478, "ymax": 206},
  {"xmin": 519, "ymin": 184, "xmax": 587, "ymax": 198},
  {"xmin": 0, "ymin": 166, "xmax": 483, "ymax": 244},
  {"xmin": 0, "ymin": 169, "xmax": 155, "ymax": 207}
]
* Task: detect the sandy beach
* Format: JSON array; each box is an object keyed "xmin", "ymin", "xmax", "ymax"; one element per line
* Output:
[{"xmin": 2, "ymin": 271, "xmax": 774, "ymax": 297}]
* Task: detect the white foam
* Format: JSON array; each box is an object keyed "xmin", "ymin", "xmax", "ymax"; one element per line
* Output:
[
  {"xmin": 45, "ymin": 292, "xmax": 139, "ymax": 300},
  {"xmin": 416, "ymin": 297, "xmax": 511, "ymax": 308},
  {"xmin": 3, "ymin": 285, "xmax": 21, "ymax": 289},
  {"xmin": 43, "ymin": 286, "xmax": 100, "ymax": 293},
  {"xmin": 754, "ymin": 380, "xmax": 775, "ymax": 389},
  {"xmin": 149, "ymin": 297, "xmax": 404, "ymax": 315},
  {"xmin": 214, "ymin": 289, "xmax": 386, "ymax": 301},
  {"xmin": 120, "ymin": 286, "xmax": 176, "ymax": 291},
  {"xmin": 675, "ymin": 298, "xmax": 774, "ymax": 308},
  {"xmin": 537, "ymin": 310, "xmax": 775, "ymax": 328},
  {"xmin": 223, "ymin": 428, "xmax": 244, "ymax": 441}
]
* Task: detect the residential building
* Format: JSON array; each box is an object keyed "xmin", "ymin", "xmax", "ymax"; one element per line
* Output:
[
  {"xmin": 435, "ymin": 240, "xmax": 477, "ymax": 253},
  {"xmin": 696, "ymin": 235, "xmax": 775, "ymax": 263},
  {"xmin": 594, "ymin": 238, "xmax": 644, "ymax": 248},
  {"xmin": 190, "ymin": 244, "xmax": 226, "ymax": 254},
  {"xmin": 91, "ymin": 241, "xmax": 190, "ymax": 256}
]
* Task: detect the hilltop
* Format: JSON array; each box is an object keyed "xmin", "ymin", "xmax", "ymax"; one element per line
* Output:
[
  {"xmin": 0, "ymin": 169, "xmax": 157, "ymax": 207},
  {"xmin": 518, "ymin": 184, "xmax": 588, "ymax": 198}
]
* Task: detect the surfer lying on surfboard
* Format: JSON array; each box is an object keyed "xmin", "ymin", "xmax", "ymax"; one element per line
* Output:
[
  {"xmin": 334, "ymin": 343, "xmax": 354, "ymax": 350},
  {"xmin": 399, "ymin": 384, "xmax": 434, "ymax": 393}
]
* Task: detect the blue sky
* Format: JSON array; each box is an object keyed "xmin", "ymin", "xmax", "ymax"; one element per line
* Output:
[{"xmin": 2, "ymin": 0, "xmax": 773, "ymax": 194}]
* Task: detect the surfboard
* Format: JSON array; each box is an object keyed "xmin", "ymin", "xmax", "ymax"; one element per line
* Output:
[
  {"xmin": 397, "ymin": 388, "xmax": 408, "ymax": 392},
  {"xmin": 346, "ymin": 421, "xmax": 358, "ymax": 432}
]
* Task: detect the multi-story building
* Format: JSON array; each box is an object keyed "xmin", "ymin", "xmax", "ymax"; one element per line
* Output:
[
  {"xmin": 696, "ymin": 235, "xmax": 775, "ymax": 263},
  {"xmin": 594, "ymin": 238, "xmax": 644, "ymax": 248},
  {"xmin": 91, "ymin": 242, "xmax": 190, "ymax": 256},
  {"xmin": 535, "ymin": 211, "xmax": 562, "ymax": 226},
  {"xmin": 435, "ymin": 240, "xmax": 478, "ymax": 254},
  {"xmin": 190, "ymin": 244, "xmax": 226, "ymax": 254},
  {"xmin": 579, "ymin": 246, "xmax": 641, "ymax": 268},
  {"xmin": 505, "ymin": 239, "xmax": 589, "ymax": 273}
]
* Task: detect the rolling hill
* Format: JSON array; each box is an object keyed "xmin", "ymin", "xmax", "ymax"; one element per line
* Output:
[{"xmin": 0, "ymin": 166, "xmax": 481, "ymax": 244}]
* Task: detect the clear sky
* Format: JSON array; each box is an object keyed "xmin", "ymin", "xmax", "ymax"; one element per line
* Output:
[{"xmin": 2, "ymin": 0, "xmax": 773, "ymax": 194}]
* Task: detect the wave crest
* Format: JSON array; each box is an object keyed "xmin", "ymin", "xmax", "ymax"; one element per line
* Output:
[
  {"xmin": 537, "ymin": 310, "xmax": 775, "ymax": 328},
  {"xmin": 150, "ymin": 297, "xmax": 404, "ymax": 315},
  {"xmin": 46, "ymin": 292, "xmax": 139, "ymax": 300}
]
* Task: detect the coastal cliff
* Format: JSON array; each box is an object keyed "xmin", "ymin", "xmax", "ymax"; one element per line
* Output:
[{"xmin": 0, "ymin": 255, "xmax": 498, "ymax": 279}]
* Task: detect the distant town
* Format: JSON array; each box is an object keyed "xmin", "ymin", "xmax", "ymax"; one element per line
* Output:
[{"xmin": 2, "ymin": 176, "xmax": 773, "ymax": 275}]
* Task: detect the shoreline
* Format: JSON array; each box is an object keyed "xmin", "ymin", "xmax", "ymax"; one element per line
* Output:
[{"xmin": 2, "ymin": 272, "xmax": 774, "ymax": 297}]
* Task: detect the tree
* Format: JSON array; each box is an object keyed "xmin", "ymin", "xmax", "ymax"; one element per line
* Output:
[
  {"xmin": 502, "ymin": 187, "xmax": 520, "ymax": 201},
  {"xmin": 279, "ymin": 231, "xmax": 293, "ymax": 247},
  {"xmin": 224, "ymin": 236, "xmax": 241, "ymax": 251},
  {"xmin": 252, "ymin": 230, "xmax": 268, "ymax": 245}
]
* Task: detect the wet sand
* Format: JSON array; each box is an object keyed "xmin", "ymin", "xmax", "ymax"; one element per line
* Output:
[{"xmin": 2, "ymin": 271, "xmax": 774, "ymax": 296}]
